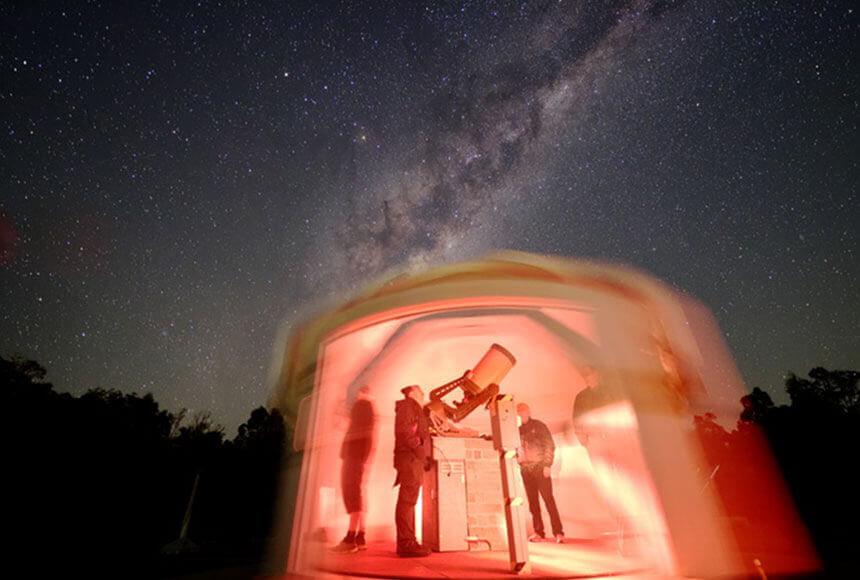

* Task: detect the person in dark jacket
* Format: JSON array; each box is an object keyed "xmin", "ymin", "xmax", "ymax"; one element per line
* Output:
[
  {"xmin": 572, "ymin": 365, "xmax": 613, "ymax": 449},
  {"xmin": 393, "ymin": 385, "xmax": 431, "ymax": 557},
  {"xmin": 331, "ymin": 384, "xmax": 376, "ymax": 553},
  {"xmin": 517, "ymin": 402, "xmax": 564, "ymax": 543}
]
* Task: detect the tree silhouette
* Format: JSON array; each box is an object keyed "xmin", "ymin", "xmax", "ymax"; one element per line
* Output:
[
  {"xmin": 3, "ymin": 355, "xmax": 296, "ymax": 577},
  {"xmin": 24, "ymin": 356, "xmax": 855, "ymax": 571},
  {"xmin": 739, "ymin": 386, "xmax": 775, "ymax": 425},
  {"xmin": 2, "ymin": 355, "xmax": 49, "ymax": 383},
  {"xmin": 218, "ymin": 407, "xmax": 287, "ymax": 548},
  {"xmin": 693, "ymin": 367, "xmax": 860, "ymax": 570},
  {"xmin": 785, "ymin": 367, "xmax": 859, "ymax": 417},
  {"xmin": 235, "ymin": 406, "xmax": 286, "ymax": 449}
]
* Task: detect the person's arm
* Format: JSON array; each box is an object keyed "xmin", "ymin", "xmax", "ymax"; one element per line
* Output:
[
  {"xmin": 540, "ymin": 422, "xmax": 556, "ymax": 477},
  {"xmin": 572, "ymin": 392, "xmax": 590, "ymax": 447}
]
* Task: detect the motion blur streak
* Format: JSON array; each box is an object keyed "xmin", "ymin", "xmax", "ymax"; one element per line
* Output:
[{"xmin": 265, "ymin": 252, "xmax": 818, "ymax": 579}]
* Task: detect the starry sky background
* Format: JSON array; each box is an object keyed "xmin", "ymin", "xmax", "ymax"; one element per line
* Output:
[{"xmin": 1, "ymin": 1, "xmax": 856, "ymax": 434}]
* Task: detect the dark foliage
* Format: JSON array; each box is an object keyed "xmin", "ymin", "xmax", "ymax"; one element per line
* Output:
[
  {"xmin": 695, "ymin": 367, "xmax": 860, "ymax": 570},
  {"xmin": 6, "ymin": 354, "xmax": 858, "ymax": 576},
  {"xmin": 2, "ymin": 356, "xmax": 289, "ymax": 578},
  {"xmin": 785, "ymin": 367, "xmax": 860, "ymax": 417}
]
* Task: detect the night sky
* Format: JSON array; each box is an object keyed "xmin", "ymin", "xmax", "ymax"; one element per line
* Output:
[{"xmin": 2, "ymin": 1, "xmax": 856, "ymax": 434}]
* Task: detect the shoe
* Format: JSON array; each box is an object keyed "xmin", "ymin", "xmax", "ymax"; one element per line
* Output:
[
  {"xmin": 528, "ymin": 534, "xmax": 545, "ymax": 542},
  {"xmin": 330, "ymin": 533, "xmax": 358, "ymax": 554},
  {"xmin": 397, "ymin": 540, "xmax": 431, "ymax": 557},
  {"xmin": 355, "ymin": 531, "xmax": 367, "ymax": 550},
  {"xmin": 555, "ymin": 533, "xmax": 564, "ymax": 544}
]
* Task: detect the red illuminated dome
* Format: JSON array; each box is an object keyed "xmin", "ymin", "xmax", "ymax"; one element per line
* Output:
[{"xmin": 264, "ymin": 252, "xmax": 818, "ymax": 579}]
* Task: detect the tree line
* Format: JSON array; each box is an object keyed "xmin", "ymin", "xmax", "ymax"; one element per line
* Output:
[
  {"xmin": 2, "ymin": 355, "xmax": 287, "ymax": 578},
  {"xmin": 693, "ymin": 366, "xmax": 859, "ymax": 571},
  {"xmin": 3, "ymin": 355, "xmax": 858, "ymax": 575}
]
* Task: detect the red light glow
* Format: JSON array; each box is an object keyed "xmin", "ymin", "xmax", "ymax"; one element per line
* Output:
[{"xmin": 266, "ymin": 254, "xmax": 818, "ymax": 579}]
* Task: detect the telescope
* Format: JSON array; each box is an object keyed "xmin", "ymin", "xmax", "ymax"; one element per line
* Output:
[
  {"xmin": 424, "ymin": 343, "xmax": 516, "ymax": 427},
  {"xmin": 422, "ymin": 343, "xmax": 529, "ymax": 570}
]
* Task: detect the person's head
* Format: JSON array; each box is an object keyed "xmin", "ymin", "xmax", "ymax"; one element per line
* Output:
[
  {"xmin": 516, "ymin": 402, "xmax": 531, "ymax": 423},
  {"xmin": 580, "ymin": 365, "xmax": 600, "ymax": 388},
  {"xmin": 401, "ymin": 384, "xmax": 424, "ymax": 404},
  {"xmin": 357, "ymin": 384, "xmax": 371, "ymax": 399}
]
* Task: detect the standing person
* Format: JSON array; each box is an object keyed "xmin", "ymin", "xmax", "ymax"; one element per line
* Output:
[
  {"xmin": 331, "ymin": 384, "xmax": 377, "ymax": 553},
  {"xmin": 573, "ymin": 365, "xmax": 631, "ymax": 554},
  {"xmin": 572, "ymin": 365, "xmax": 608, "ymax": 449},
  {"xmin": 393, "ymin": 385, "xmax": 431, "ymax": 557},
  {"xmin": 517, "ymin": 402, "xmax": 564, "ymax": 543}
]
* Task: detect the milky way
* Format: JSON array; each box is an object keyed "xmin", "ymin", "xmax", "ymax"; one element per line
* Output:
[
  {"xmin": 1, "ymin": 1, "xmax": 856, "ymax": 432},
  {"xmin": 332, "ymin": 2, "xmax": 684, "ymax": 281}
]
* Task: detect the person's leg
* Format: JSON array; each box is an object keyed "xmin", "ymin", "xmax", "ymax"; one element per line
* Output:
[
  {"xmin": 395, "ymin": 479, "xmax": 419, "ymax": 547},
  {"xmin": 332, "ymin": 460, "xmax": 361, "ymax": 552},
  {"xmin": 353, "ymin": 511, "xmax": 367, "ymax": 550},
  {"xmin": 346, "ymin": 460, "xmax": 366, "ymax": 533},
  {"xmin": 538, "ymin": 474, "xmax": 564, "ymax": 537},
  {"xmin": 395, "ymin": 458, "xmax": 429, "ymax": 556},
  {"xmin": 395, "ymin": 458, "xmax": 422, "ymax": 546},
  {"xmin": 521, "ymin": 469, "xmax": 545, "ymax": 538}
]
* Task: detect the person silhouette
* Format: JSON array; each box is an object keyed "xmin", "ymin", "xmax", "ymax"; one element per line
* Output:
[
  {"xmin": 517, "ymin": 402, "xmax": 564, "ymax": 543},
  {"xmin": 393, "ymin": 385, "xmax": 431, "ymax": 557},
  {"xmin": 331, "ymin": 385, "xmax": 376, "ymax": 553}
]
